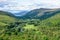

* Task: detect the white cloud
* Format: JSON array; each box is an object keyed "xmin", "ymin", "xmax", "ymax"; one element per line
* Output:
[
  {"xmin": 0, "ymin": 0, "xmax": 60, "ymax": 13},
  {"xmin": 0, "ymin": 0, "xmax": 7, "ymax": 2}
]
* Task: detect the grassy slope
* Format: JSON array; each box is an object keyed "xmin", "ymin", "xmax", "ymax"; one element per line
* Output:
[
  {"xmin": 0, "ymin": 11, "xmax": 16, "ymax": 25},
  {"xmin": 6, "ymin": 13, "xmax": 60, "ymax": 40},
  {"xmin": 0, "ymin": 11, "xmax": 17, "ymax": 40},
  {"xmin": 0, "ymin": 11, "xmax": 60, "ymax": 40}
]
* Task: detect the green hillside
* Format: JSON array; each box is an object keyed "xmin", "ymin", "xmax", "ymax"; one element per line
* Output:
[
  {"xmin": 0, "ymin": 11, "xmax": 16, "ymax": 37},
  {"xmin": 0, "ymin": 10, "xmax": 60, "ymax": 40},
  {"xmin": 22, "ymin": 8, "xmax": 59, "ymax": 20},
  {"xmin": 0, "ymin": 11, "xmax": 16, "ymax": 24}
]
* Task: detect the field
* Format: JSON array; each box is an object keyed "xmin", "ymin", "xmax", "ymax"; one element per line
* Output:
[{"xmin": 0, "ymin": 12, "xmax": 60, "ymax": 40}]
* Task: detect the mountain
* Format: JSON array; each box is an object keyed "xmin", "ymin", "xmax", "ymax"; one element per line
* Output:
[
  {"xmin": 0, "ymin": 11, "xmax": 15, "ymax": 17},
  {"xmin": 0, "ymin": 11, "xmax": 16, "ymax": 25},
  {"xmin": 0, "ymin": 8, "xmax": 60, "ymax": 40},
  {"xmin": 1, "ymin": 8, "xmax": 60, "ymax": 20},
  {"xmin": 14, "ymin": 11, "xmax": 28, "ymax": 16},
  {"xmin": 19, "ymin": 8, "xmax": 60, "ymax": 20}
]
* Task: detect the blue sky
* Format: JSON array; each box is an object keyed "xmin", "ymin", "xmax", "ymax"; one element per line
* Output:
[{"xmin": 0, "ymin": 0, "xmax": 60, "ymax": 13}]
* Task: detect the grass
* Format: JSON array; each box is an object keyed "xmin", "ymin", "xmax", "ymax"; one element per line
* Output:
[
  {"xmin": 0, "ymin": 12, "xmax": 60, "ymax": 40},
  {"xmin": 23, "ymin": 24, "xmax": 37, "ymax": 30}
]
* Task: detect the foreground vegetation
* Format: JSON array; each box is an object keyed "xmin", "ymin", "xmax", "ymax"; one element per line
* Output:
[{"xmin": 0, "ymin": 11, "xmax": 60, "ymax": 40}]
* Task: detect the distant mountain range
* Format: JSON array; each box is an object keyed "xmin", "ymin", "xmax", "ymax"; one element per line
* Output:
[
  {"xmin": 18, "ymin": 8, "xmax": 60, "ymax": 19},
  {"xmin": 14, "ymin": 11, "xmax": 29, "ymax": 16},
  {"xmin": 0, "ymin": 8, "xmax": 60, "ymax": 20}
]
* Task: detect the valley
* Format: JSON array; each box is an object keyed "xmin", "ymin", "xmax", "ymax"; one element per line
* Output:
[{"xmin": 0, "ymin": 8, "xmax": 60, "ymax": 40}]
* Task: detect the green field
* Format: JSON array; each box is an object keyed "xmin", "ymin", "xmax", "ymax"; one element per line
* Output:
[{"xmin": 0, "ymin": 11, "xmax": 60, "ymax": 40}]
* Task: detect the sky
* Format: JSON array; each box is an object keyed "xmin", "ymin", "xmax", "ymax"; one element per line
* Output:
[{"xmin": 0, "ymin": 0, "xmax": 60, "ymax": 13}]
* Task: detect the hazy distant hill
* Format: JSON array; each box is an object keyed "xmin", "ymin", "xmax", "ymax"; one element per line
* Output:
[
  {"xmin": 14, "ymin": 11, "xmax": 28, "ymax": 16},
  {"xmin": 0, "ymin": 11, "xmax": 15, "ymax": 17},
  {"xmin": 20, "ymin": 8, "xmax": 60, "ymax": 20},
  {"xmin": 0, "ymin": 8, "xmax": 60, "ymax": 20}
]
